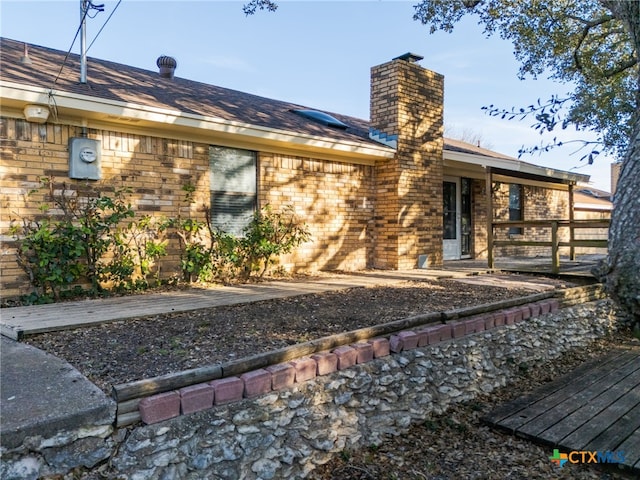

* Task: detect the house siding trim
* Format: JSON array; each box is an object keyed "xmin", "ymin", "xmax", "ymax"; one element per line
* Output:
[{"xmin": 444, "ymin": 149, "xmax": 588, "ymax": 185}]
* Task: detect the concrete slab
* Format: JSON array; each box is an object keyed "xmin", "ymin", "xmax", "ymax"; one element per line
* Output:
[{"xmin": 0, "ymin": 336, "xmax": 115, "ymax": 449}]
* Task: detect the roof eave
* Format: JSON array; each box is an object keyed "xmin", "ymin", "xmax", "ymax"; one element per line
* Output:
[
  {"xmin": 1, "ymin": 81, "xmax": 396, "ymax": 164},
  {"xmin": 444, "ymin": 149, "xmax": 589, "ymax": 185}
]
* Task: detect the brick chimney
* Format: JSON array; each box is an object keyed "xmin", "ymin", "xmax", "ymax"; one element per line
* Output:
[
  {"xmin": 611, "ymin": 161, "xmax": 622, "ymax": 195},
  {"xmin": 370, "ymin": 53, "xmax": 444, "ymax": 269}
]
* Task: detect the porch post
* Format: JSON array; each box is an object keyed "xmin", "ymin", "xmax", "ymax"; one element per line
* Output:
[
  {"xmin": 486, "ymin": 167, "xmax": 494, "ymax": 269},
  {"xmin": 568, "ymin": 182, "xmax": 576, "ymax": 260},
  {"xmin": 551, "ymin": 220, "xmax": 560, "ymax": 274}
]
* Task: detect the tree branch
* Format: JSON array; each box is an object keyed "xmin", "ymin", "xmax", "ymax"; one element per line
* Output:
[
  {"xmin": 243, "ymin": 0, "xmax": 277, "ymax": 16},
  {"xmin": 566, "ymin": 13, "xmax": 613, "ymax": 26},
  {"xmin": 600, "ymin": 57, "xmax": 638, "ymax": 78},
  {"xmin": 572, "ymin": 15, "xmax": 615, "ymax": 73},
  {"xmin": 518, "ymin": 138, "xmax": 603, "ymax": 165}
]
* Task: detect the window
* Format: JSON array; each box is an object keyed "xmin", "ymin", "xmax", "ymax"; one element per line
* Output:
[
  {"xmin": 508, "ymin": 183, "xmax": 523, "ymax": 235},
  {"xmin": 210, "ymin": 146, "xmax": 257, "ymax": 236}
]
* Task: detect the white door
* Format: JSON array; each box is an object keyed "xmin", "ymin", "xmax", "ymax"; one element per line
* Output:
[{"xmin": 443, "ymin": 177, "xmax": 461, "ymax": 260}]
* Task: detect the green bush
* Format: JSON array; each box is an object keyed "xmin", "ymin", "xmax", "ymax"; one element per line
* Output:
[
  {"xmin": 170, "ymin": 192, "xmax": 311, "ymax": 284},
  {"xmin": 236, "ymin": 205, "xmax": 311, "ymax": 280},
  {"xmin": 9, "ymin": 178, "xmax": 169, "ymax": 302},
  {"xmin": 11, "ymin": 216, "xmax": 87, "ymax": 302},
  {"xmin": 10, "ymin": 179, "xmax": 312, "ymax": 302},
  {"xmin": 103, "ymin": 214, "xmax": 169, "ymax": 291}
]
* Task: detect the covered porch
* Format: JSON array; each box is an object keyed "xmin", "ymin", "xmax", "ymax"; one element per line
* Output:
[{"xmin": 442, "ymin": 138, "xmax": 608, "ymax": 273}]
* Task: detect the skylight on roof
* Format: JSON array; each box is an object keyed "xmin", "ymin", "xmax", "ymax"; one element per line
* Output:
[{"xmin": 291, "ymin": 109, "xmax": 349, "ymax": 129}]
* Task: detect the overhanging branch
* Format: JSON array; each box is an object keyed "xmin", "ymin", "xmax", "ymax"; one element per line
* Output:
[
  {"xmin": 573, "ymin": 15, "xmax": 614, "ymax": 73},
  {"xmin": 600, "ymin": 57, "xmax": 638, "ymax": 78}
]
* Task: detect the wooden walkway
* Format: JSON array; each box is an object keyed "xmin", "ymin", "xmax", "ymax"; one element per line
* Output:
[
  {"xmin": 0, "ymin": 269, "xmax": 486, "ymax": 340},
  {"xmin": 0, "ymin": 263, "xmax": 586, "ymax": 340},
  {"xmin": 483, "ymin": 343, "xmax": 640, "ymax": 474}
]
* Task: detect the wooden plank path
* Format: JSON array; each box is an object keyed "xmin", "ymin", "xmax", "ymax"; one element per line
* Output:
[
  {"xmin": 1, "ymin": 269, "xmax": 485, "ymax": 340},
  {"xmin": 483, "ymin": 343, "xmax": 640, "ymax": 473}
]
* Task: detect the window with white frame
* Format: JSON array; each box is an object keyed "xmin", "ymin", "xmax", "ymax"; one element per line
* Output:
[{"xmin": 209, "ymin": 146, "xmax": 257, "ymax": 236}]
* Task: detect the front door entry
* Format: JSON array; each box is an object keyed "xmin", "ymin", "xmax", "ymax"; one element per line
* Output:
[
  {"xmin": 443, "ymin": 177, "xmax": 472, "ymax": 260},
  {"xmin": 443, "ymin": 178, "xmax": 460, "ymax": 260}
]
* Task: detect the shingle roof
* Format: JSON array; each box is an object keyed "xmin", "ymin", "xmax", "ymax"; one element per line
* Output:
[
  {"xmin": 443, "ymin": 137, "xmax": 517, "ymax": 161},
  {"xmin": 574, "ymin": 191, "xmax": 612, "ymax": 208},
  {"xmin": 0, "ymin": 37, "xmax": 540, "ymax": 166},
  {"xmin": 1, "ymin": 37, "xmax": 374, "ymax": 146}
]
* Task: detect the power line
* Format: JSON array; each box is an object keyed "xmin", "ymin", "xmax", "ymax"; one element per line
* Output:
[
  {"xmin": 87, "ymin": 0, "xmax": 123, "ymax": 54},
  {"xmin": 50, "ymin": 5, "xmax": 91, "ymax": 88},
  {"xmin": 49, "ymin": 0, "xmax": 109, "ymax": 88}
]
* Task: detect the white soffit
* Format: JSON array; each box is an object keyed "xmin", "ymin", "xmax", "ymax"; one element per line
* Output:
[
  {"xmin": 444, "ymin": 149, "xmax": 589, "ymax": 185},
  {"xmin": 1, "ymin": 81, "xmax": 396, "ymax": 163}
]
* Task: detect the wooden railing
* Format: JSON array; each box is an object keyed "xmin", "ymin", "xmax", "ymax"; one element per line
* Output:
[{"xmin": 488, "ymin": 219, "xmax": 610, "ymax": 274}]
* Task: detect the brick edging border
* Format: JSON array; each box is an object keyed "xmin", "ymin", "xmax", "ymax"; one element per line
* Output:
[
  {"xmin": 115, "ymin": 283, "xmax": 605, "ymax": 426},
  {"xmin": 136, "ymin": 298, "xmax": 561, "ymax": 425}
]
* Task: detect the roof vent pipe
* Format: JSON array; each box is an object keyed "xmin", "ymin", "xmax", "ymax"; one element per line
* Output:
[
  {"xmin": 157, "ymin": 56, "xmax": 177, "ymax": 79},
  {"xmin": 20, "ymin": 43, "xmax": 32, "ymax": 65}
]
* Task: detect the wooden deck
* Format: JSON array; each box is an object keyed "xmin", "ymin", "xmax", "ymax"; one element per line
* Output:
[
  {"xmin": 449, "ymin": 254, "xmax": 605, "ymax": 278},
  {"xmin": 483, "ymin": 343, "xmax": 640, "ymax": 474},
  {"xmin": 0, "ymin": 269, "xmax": 482, "ymax": 340},
  {"xmin": 0, "ymin": 266, "xmax": 587, "ymax": 340}
]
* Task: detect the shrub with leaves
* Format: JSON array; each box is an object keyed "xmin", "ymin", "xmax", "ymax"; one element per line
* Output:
[
  {"xmin": 235, "ymin": 205, "xmax": 311, "ymax": 280},
  {"xmin": 11, "ymin": 179, "xmax": 312, "ymax": 301},
  {"xmin": 169, "ymin": 184, "xmax": 219, "ymax": 283},
  {"xmin": 10, "ymin": 215, "xmax": 87, "ymax": 302},
  {"xmin": 170, "ymin": 186, "xmax": 311, "ymax": 283},
  {"xmin": 78, "ymin": 193, "xmax": 135, "ymax": 291},
  {"xmin": 9, "ymin": 178, "xmax": 161, "ymax": 302},
  {"xmin": 102, "ymin": 214, "xmax": 169, "ymax": 291}
]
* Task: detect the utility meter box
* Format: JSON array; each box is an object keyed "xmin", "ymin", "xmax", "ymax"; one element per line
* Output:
[{"xmin": 69, "ymin": 137, "xmax": 101, "ymax": 180}]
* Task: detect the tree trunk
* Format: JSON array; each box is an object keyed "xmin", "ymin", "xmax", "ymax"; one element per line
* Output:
[
  {"xmin": 594, "ymin": 1, "xmax": 640, "ymax": 323},
  {"xmin": 603, "ymin": 119, "xmax": 640, "ymax": 323}
]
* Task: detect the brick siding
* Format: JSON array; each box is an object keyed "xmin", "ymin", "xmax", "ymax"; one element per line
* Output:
[
  {"xmin": 370, "ymin": 58, "xmax": 444, "ymax": 269},
  {"xmin": 259, "ymin": 152, "xmax": 375, "ymax": 272},
  {"xmin": 0, "ymin": 118, "xmax": 381, "ymax": 297},
  {"xmin": 471, "ymin": 178, "xmax": 488, "ymax": 258}
]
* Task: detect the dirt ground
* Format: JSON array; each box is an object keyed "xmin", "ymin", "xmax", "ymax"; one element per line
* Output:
[{"xmin": 24, "ymin": 277, "xmax": 552, "ymax": 392}]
